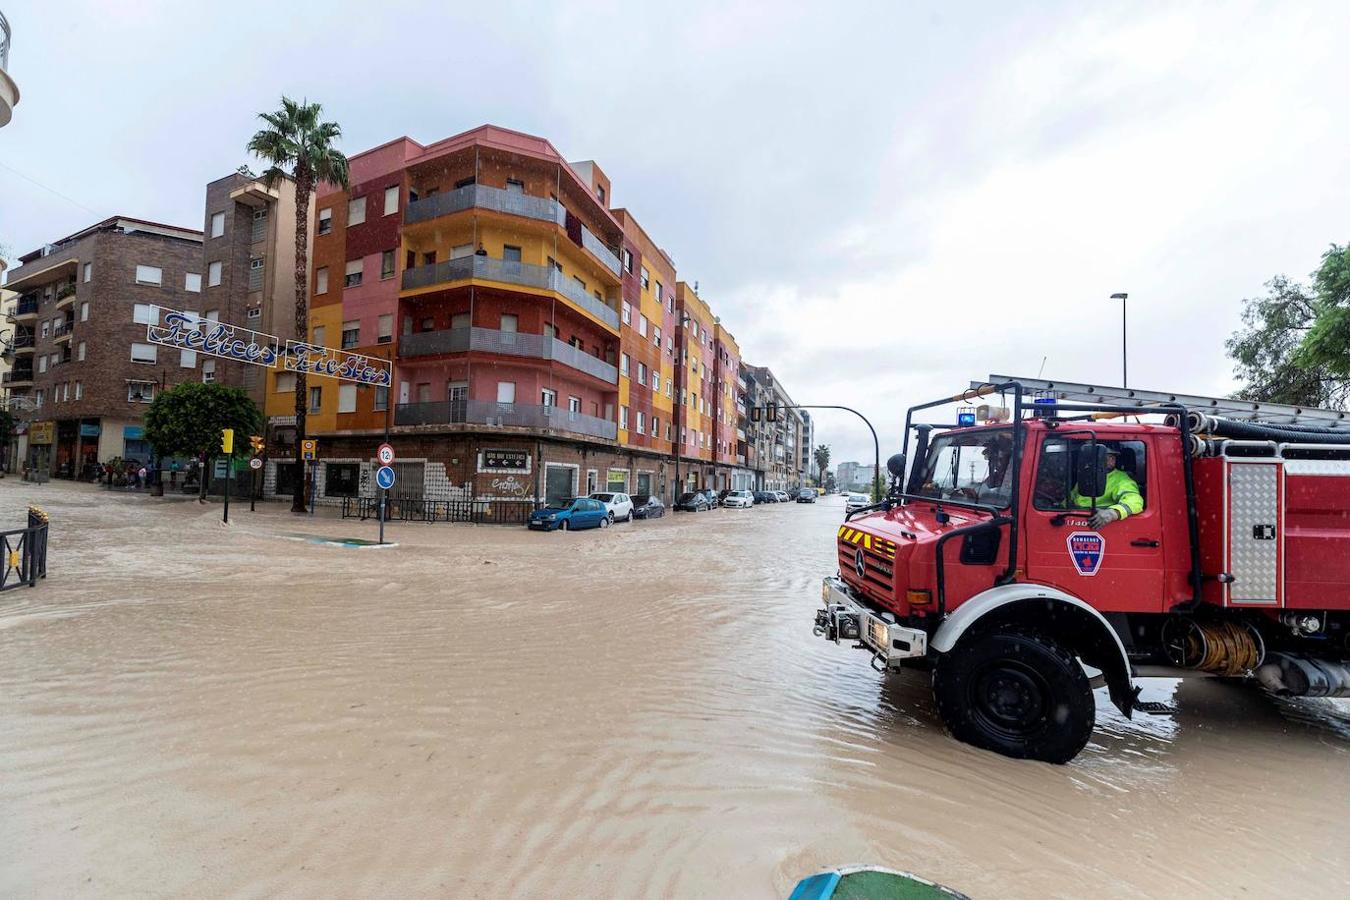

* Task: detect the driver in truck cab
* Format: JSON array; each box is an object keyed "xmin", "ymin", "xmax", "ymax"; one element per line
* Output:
[{"xmin": 1068, "ymin": 446, "xmax": 1143, "ymax": 530}]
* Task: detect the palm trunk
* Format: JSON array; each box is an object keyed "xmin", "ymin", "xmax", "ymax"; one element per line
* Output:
[{"xmin": 291, "ymin": 166, "xmax": 313, "ymax": 513}]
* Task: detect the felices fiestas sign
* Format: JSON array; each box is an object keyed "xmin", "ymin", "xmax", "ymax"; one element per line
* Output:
[
  {"xmin": 147, "ymin": 310, "xmax": 280, "ymax": 367},
  {"xmin": 283, "ymin": 341, "xmax": 392, "ymax": 387}
]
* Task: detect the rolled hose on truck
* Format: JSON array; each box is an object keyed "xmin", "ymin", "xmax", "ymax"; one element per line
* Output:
[
  {"xmin": 1256, "ymin": 653, "xmax": 1350, "ymax": 698},
  {"xmin": 1175, "ymin": 411, "xmax": 1350, "ymax": 445}
]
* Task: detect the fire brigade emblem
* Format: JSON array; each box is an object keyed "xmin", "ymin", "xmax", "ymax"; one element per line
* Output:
[
  {"xmin": 854, "ymin": 547, "xmax": 867, "ymax": 579},
  {"xmin": 1066, "ymin": 531, "xmax": 1105, "ymax": 576}
]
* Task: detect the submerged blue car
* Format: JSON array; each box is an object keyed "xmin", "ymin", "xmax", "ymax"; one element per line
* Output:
[{"xmin": 527, "ymin": 497, "xmax": 611, "ymax": 531}]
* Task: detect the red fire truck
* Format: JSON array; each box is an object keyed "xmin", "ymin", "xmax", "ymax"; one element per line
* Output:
[{"xmin": 814, "ymin": 376, "xmax": 1350, "ymax": 762}]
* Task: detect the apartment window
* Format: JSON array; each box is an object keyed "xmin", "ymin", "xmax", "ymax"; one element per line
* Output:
[
  {"xmin": 77, "ymin": 341, "xmax": 86, "ymax": 361},
  {"xmin": 637, "ymin": 363, "xmax": 647, "ymax": 386},
  {"xmin": 249, "ymin": 257, "xmax": 265, "ymax": 290},
  {"xmin": 312, "ymin": 325, "xmax": 326, "ymax": 346},
  {"xmin": 496, "ymin": 382, "xmax": 516, "ymax": 404},
  {"xmin": 620, "ymin": 406, "xmax": 629, "ymax": 430},
  {"xmin": 210, "ymin": 211, "xmax": 225, "ymax": 238},
  {"xmin": 638, "ymin": 314, "xmax": 648, "ymax": 337},
  {"xmin": 132, "ymin": 303, "xmax": 158, "ymax": 325},
  {"xmin": 415, "ymin": 382, "xmax": 432, "ymax": 403},
  {"xmin": 338, "ymin": 383, "xmax": 357, "ymax": 413},
  {"xmin": 448, "ymin": 313, "xmax": 469, "ymax": 330},
  {"xmin": 316, "ymin": 267, "xmax": 329, "ymax": 294},
  {"xmin": 640, "ymin": 267, "xmax": 649, "ymax": 290},
  {"xmin": 622, "ymin": 302, "xmax": 632, "ymax": 325},
  {"xmin": 341, "ymin": 320, "xmax": 360, "ymax": 348},
  {"xmin": 75, "ymin": 381, "xmax": 83, "ymax": 400},
  {"xmin": 655, "ymin": 282, "xmax": 663, "ymax": 304},
  {"xmin": 131, "ymin": 342, "xmax": 157, "ymax": 364},
  {"xmin": 452, "ymin": 243, "xmax": 473, "ymax": 259},
  {"xmin": 82, "ymin": 262, "xmax": 92, "ymax": 282},
  {"xmin": 348, "ymin": 196, "xmax": 366, "ymax": 226},
  {"xmin": 596, "ymin": 184, "xmax": 606, "ymax": 204},
  {"xmin": 180, "ymin": 349, "xmax": 197, "ymax": 368},
  {"xmin": 318, "ymin": 208, "xmax": 332, "ymax": 234},
  {"xmin": 208, "ymin": 260, "xmax": 222, "ymax": 287},
  {"xmin": 652, "ymin": 416, "xmax": 659, "ymax": 437},
  {"xmin": 307, "ymin": 386, "xmax": 323, "ymax": 413},
  {"xmin": 345, "ymin": 259, "xmax": 363, "ymax": 287},
  {"xmin": 202, "ymin": 360, "xmax": 216, "ymax": 383},
  {"xmin": 623, "ymin": 248, "xmax": 634, "ymax": 273},
  {"xmin": 38, "ymin": 356, "xmax": 47, "ymax": 374},
  {"xmin": 505, "ymin": 178, "xmax": 524, "ymax": 193},
  {"xmin": 568, "ymin": 395, "xmax": 581, "ymax": 413},
  {"xmin": 691, "ymin": 321, "xmax": 699, "ymax": 338},
  {"xmin": 384, "ymin": 186, "xmax": 399, "ymax": 215},
  {"xmin": 503, "ymin": 245, "xmax": 523, "ymax": 263},
  {"xmin": 572, "ymin": 275, "xmax": 586, "ymax": 293},
  {"xmin": 377, "ymin": 314, "xmax": 393, "ymax": 344},
  {"xmin": 135, "ymin": 265, "xmax": 163, "ymax": 286},
  {"xmin": 40, "ymin": 321, "xmax": 49, "ymax": 339},
  {"xmin": 381, "ymin": 250, "xmax": 396, "ymax": 280},
  {"xmin": 666, "ymin": 378, "xmax": 673, "ymax": 396},
  {"xmin": 620, "ymin": 353, "xmax": 630, "ymax": 377},
  {"xmin": 275, "ymin": 373, "xmax": 296, "ymax": 393},
  {"xmin": 34, "ymin": 389, "xmax": 44, "ymax": 408},
  {"xmin": 374, "ymin": 385, "xmax": 389, "ymax": 412},
  {"xmin": 653, "ymin": 325, "xmax": 662, "ymax": 347},
  {"xmin": 128, "ymin": 381, "xmax": 156, "ymax": 403},
  {"xmin": 185, "ymin": 272, "xmax": 202, "ymax": 292},
  {"xmin": 541, "ymin": 388, "xmax": 557, "ymax": 407}
]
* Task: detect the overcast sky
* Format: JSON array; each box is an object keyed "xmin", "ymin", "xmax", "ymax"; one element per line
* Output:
[{"xmin": 3, "ymin": 1, "xmax": 1350, "ymax": 466}]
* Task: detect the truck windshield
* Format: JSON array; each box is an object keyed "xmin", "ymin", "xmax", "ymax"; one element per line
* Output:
[{"xmin": 915, "ymin": 428, "xmax": 1015, "ymax": 507}]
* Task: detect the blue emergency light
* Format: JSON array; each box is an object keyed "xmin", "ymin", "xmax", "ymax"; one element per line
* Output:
[{"xmin": 957, "ymin": 408, "xmax": 977, "ymax": 426}]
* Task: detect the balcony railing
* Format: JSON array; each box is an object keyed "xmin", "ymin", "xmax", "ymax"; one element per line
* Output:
[
  {"xmin": 405, "ymin": 183, "xmax": 568, "ymax": 228},
  {"xmin": 405, "ymin": 183, "xmax": 622, "ymax": 277},
  {"xmin": 401, "ymin": 256, "xmax": 620, "ymax": 330},
  {"xmin": 3, "ymin": 370, "xmax": 34, "ymax": 384},
  {"xmin": 399, "ymin": 326, "xmax": 618, "ymax": 383},
  {"xmin": 579, "ymin": 225, "xmax": 621, "ymax": 276},
  {"xmin": 395, "ymin": 398, "xmax": 617, "ymax": 441},
  {"xmin": 8, "ymin": 296, "xmax": 38, "ymax": 319}
]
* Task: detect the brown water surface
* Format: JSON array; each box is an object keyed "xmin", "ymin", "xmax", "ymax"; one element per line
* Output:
[{"xmin": 1, "ymin": 482, "xmax": 1346, "ymax": 897}]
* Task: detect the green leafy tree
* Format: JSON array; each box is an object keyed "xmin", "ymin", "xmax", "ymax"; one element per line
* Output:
[
  {"xmin": 813, "ymin": 443, "xmax": 830, "ymax": 486},
  {"xmin": 248, "ymin": 97, "xmax": 350, "ymax": 512},
  {"xmin": 144, "ymin": 382, "xmax": 263, "ymax": 469},
  {"xmin": 1297, "ymin": 243, "xmax": 1350, "ymax": 389}
]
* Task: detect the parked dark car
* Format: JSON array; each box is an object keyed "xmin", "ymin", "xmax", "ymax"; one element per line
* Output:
[
  {"xmin": 674, "ymin": 491, "xmax": 711, "ymax": 512},
  {"xmin": 796, "ymin": 488, "xmax": 817, "ymax": 503},
  {"xmin": 632, "ymin": 495, "xmax": 666, "ymax": 519},
  {"xmin": 754, "ymin": 490, "xmax": 777, "ymax": 503}
]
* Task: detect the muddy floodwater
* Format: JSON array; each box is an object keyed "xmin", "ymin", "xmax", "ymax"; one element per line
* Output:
[{"xmin": 1, "ymin": 482, "xmax": 1347, "ymax": 898}]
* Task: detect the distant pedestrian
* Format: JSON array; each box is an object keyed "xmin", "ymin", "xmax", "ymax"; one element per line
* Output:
[{"xmin": 137, "ymin": 466, "xmax": 147, "ymax": 489}]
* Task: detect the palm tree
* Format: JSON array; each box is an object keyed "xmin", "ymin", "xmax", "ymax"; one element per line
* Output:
[
  {"xmin": 813, "ymin": 443, "xmax": 830, "ymax": 487},
  {"xmin": 248, "ymin": 97, "xmax": 349, "ymax": 513}
]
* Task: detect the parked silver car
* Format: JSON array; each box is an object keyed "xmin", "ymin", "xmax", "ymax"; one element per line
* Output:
[{"xmin": 723, "ymin": 490, "xmax": 755, "ymax": 509}]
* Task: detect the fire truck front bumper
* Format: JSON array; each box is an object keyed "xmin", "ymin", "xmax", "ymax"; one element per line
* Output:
[{"xmin": 814, "ymin": 576, "xmax": 927, "ymax": 670}]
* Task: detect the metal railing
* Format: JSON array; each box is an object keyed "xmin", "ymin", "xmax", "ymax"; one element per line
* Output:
[
  {"xmin": 405, "ymin": 183, "xmax": 567, "ymax": 227},
  {"xmin": 399, "ymin": 326, "xmax": 618, "ymax": 383},
  {"xmin": 0, "ymin": 509, "xmax": 48, "ymax": 591},
  {"xmin": 9, "ymin": 296, "xmax": 38, "ymax": 318},
  {"xmin": 3, "ymin": 369, "xmax": 34, "ymax": 383},
  {"xmin": 401, "ymin": 256, "xmax": 620, "ymax": 330},
  {"xmin": 342, "ymin": 495, "xmax": 541, "ymax": 525},
  {"xmin": 395, "ymin": 398, "xmax": 618, "ymax": 441},
  {"xmin": 580, "ymin": 225, "xmax": 621, "ymax": 275}
]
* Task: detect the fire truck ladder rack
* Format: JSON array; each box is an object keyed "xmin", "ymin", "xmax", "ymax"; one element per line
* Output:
[{"xmin": 981, "ymin": 375, "xmax": 1350, "ymax": 427}]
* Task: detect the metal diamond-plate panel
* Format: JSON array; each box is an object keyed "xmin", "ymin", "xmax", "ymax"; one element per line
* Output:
[{"xmin": 1229, "ymin": 463, "xmax": 1279, "ymax": 604}]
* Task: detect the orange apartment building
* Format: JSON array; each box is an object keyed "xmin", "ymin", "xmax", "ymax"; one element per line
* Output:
[{"xmin": 258, "ymin": 125, "xmax": 778, "ymax": 512}]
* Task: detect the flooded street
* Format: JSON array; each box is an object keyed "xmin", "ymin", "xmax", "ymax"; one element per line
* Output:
[{"xmin": 1, "ymin": 481, "xmax": 1347, "ymax": 898}]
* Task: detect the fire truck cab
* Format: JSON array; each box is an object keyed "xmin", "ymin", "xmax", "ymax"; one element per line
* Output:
[{"xmin": 814, "ymin": 376, "xmax": 1350, "ymax": 763}]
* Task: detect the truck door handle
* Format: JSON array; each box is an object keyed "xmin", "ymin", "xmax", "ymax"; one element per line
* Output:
[{"xmin": 1130, "ymin": 538, "xmax": 1160, "ymax": 548}]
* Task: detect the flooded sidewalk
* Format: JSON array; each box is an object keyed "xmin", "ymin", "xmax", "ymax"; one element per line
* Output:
[{"xmin": 1, "ymin": 481, "xmax": 1346, "ymax": 897}]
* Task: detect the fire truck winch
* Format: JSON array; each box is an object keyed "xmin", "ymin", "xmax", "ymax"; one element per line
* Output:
[{"xmin": 813, "ymin": 376, "xmax": 1350, "ymax": 763}]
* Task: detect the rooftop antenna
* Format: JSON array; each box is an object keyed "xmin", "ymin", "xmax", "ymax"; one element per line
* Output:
[{"xmin": 1036, "ymin": 355, "xmax": 1047, "ymax": 378}]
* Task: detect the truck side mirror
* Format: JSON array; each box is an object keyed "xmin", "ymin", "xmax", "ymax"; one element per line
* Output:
[{"xmin": 1076, "ymin": 443, "xmax": 1108, "ymax": 499}]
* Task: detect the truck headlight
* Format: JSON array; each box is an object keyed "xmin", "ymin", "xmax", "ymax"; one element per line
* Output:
[{"xmin": 821, "ymin": 581, "xmax": 831, "ymax": 601}]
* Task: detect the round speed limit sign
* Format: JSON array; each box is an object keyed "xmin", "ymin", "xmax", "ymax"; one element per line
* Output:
[
  {"xmin": 377, "ymin": 442, "xmax": 396, "ymax": 466},
  {"xmin": 248, "ymin": 457, "xmax": 263, "ymax": 471}
]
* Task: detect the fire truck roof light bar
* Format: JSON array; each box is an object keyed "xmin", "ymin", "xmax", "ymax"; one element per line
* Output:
[{"xmin": 984, "ymin": 375, "xmax": 1349, "ymax": 426}]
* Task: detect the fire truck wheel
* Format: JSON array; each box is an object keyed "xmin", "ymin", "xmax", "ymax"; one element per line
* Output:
[{"xmin": 932, "ymin": 627, "xmax": 1094, "ymax": 764}]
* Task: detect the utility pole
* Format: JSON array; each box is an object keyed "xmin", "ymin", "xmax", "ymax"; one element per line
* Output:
[{"xmin": 1110, "ymin": 292, "xmax": 1128, "ymax": 388}]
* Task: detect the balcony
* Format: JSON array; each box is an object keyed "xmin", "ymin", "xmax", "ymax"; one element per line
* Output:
[
  {"xmin": 399, "ymin": 326, "xmax": 618, "ymax": 384},
  {"xmin": 3, "ymin": 369, "xmax": 34, "ymax": 386},
  {"xmin": 404, "ymin": 183, "xmax": 622, "ymax": 278},
  {"xmin": 401, "ymin": 255, "xmax": 620, "ymax": 331},
  {"xmin": 395, "ymin": 398, "xmax": 618, "ymax": 441},
  {"xmin": 54, "ymin": 282, "xmax": 77, "ymax": 309},
  {"xmin": 8, "ymin": 332, "xmax": 34, "ymax": 355},
  {"xmin": 52, "ymin": 319, "xmax": 74, "ymax": 343},
  {"xmin": 405, "ymin": 183, "xmax": 566, "ymax": 228},
  {"xmin": 7, "ymin": 295, "xmax": 37, "ymax": 323}
]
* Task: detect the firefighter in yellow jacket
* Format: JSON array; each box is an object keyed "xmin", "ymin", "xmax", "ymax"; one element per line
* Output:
[{"xmin": 1070, "ymin": 447, "xmax": 1143, "ymax": 530}]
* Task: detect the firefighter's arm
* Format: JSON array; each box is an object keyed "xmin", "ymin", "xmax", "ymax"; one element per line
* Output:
[{"xmin": 1109, "ymin": 473, "xmax": 1144, "ymax": 519}]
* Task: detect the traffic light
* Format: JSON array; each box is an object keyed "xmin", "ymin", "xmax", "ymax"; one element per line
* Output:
[
  {"xmin": 221, "ymin": 428, "xmax": 234, "ymax": 454},
  {"xmin": 249, "ymin": 435, "xmax": 265, "ymax": 455}
]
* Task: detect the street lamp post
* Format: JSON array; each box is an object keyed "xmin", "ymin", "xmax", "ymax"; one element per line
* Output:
[{"xmin": 1110, "ymin": 292, "xmax": 1128, "ymax": 388}]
